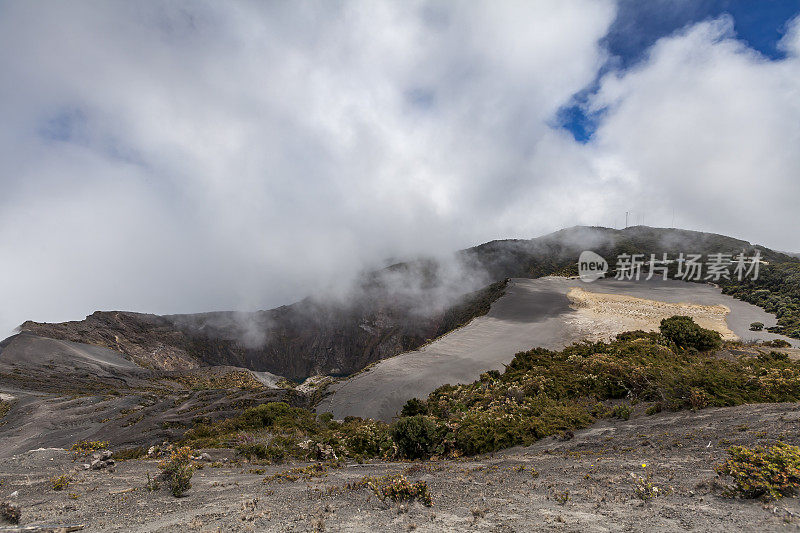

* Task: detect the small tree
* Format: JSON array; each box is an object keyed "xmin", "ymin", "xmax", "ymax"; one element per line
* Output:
[
  {"xmin": 400, "ymin": 398, "xmax": 428, "ymax": 417},
  {"xmin": 390, "ymin": 416, "xmax": 441, "ymax": 459},
  {"xmin": 659, "ymin": 316, "xmax": 722, "ymax": 351},
  {"xmin": 750, "ymin": 322, "xmax": 764, "ymax": 332}
]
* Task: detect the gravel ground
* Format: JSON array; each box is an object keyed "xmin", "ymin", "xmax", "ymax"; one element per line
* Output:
[{"xmin": 2, "ymin": 402, "xmax": 800, "ymax": 532}]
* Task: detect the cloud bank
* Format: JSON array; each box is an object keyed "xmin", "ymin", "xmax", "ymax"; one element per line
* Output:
[{"xmin": 0, "ymin": 1, "xmax": 798, "ymax": 336}]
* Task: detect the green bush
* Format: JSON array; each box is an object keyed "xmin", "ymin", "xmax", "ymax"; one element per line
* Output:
[
  {"xmin": 317, "ymin": 412, "xmax": 335, "ymax": 426},
  {"xmin": 236, "ymin": 442, "xmax": 287, "ymax": 462},
  {"xmin": 357, "ymin": 474, "xmax": 433, "ymax": 506},
  {"xmin": 400, "ymin": 398, "xmax": 428, "ymax": 417},
  {"xmin": 659, "ymin": 316, "xmax": 722, "ymax": 351},
  {"xmin": 237, "ymin": 402, "xmax": 316, "ymax": 432},
  {"xmin": 390, "ymin": 416, "xmax": 442, "ymax": 459},
  {"xmin": 758, "ymin": 351, "xmax": 789, "ymax": 362},
  {"xmin": 763, "ymin": 339, "xmax": 791, "ymax": 348},
  {"xmin": 455, "ymin": 415, "xmax": 532, "ymax": 455},
  {"xmin": 70, "ymin": 440, "xmax": 110, "ymax": 455},
  {"xmin": 716, "ymin": 443, "xmax": 800, "ymax": 500},
  {"xmin": 610, "ymin": 404, "xmax": 631, "ymax": 420},
  {"xmin": 750, "ymin": 322, "xmax": 764, "ymax": 331},
  {"xmin": 50, "ymin": 474, "xmax": 71, "ymax": 491},
  {"xmin": 721, "ymin": 261, "xmax": 800, "ymax": 340},
  {"xmin": 179, "ymin": 328, "xmax": 800, "ymax": 462},
  {"xmin": 345, "ymin": 420, "xmax": 393, "ymax": 458},
  {"xmin": 379, "ymin": 475, "xmax": 433, "ymax": 506}
]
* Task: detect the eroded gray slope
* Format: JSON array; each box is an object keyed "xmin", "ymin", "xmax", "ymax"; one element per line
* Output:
[{"xmin": 0, "ymin": 332, "xmax": 141, "ymax": 371}]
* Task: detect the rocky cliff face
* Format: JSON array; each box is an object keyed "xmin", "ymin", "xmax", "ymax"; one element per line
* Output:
[
  {"xmin": 20, "ymin": 312, "xmax": 201, "ymax": 371},
  {"xmin": 20, "ymin": 280, "xmax": 508, "ymax": 380}
]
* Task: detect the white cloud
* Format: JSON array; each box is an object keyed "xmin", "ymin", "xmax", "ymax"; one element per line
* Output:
[
  {"xmin": 0, "ymin": 0, "xmax": 615, "ymax": 335},
  {"xmin": 587, "ymin": 15, "xmax": 800, "ymax": 247},
  {"xmin": 1, "ymin": 3, "xmax": 798, "ymax": 339}
]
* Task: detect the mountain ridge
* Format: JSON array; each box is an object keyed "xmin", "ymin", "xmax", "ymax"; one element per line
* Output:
[{"xmin": 13, "ymin": 226, "xmax": 798, "ymax": 380}]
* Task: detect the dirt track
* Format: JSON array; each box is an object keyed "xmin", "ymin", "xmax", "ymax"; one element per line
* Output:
[{"xmin": 318, "ymin": 277, "xmax": 797, "ymax": 421}]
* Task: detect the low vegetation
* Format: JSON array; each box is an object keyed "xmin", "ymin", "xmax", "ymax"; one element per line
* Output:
[
  {"xmin": 157, "ymin": 446, "xmax": 194, "ymax": 497},
  {"xmin": 71, "ymin": 440, "xmax": 110, "ymax": 456},
  {"xmin": 722, "ymin": 261, "xmax": 800, "ymax": 339},
  {"xmin": 349, "ymin": 474, "xmax": 433, "ymax": 507},
  {"xmin": 162, "ymin": 370, "xmax": 266, "ymax": 391},
  {"xmin": 180, "ymin": 317, "xmax": 800, "ymax": 462},
  {"xmin": 762, "ymin": 339, "xmax": 791, "ymax": 348},
  {"xmin": 433, "ymin": 279, "xmax": 508, "ymax": 336},
  {"xmin": 50, "ymin": 474, "xmax": 71, "ymax": 491},
  {"xmin": 114, "ymin": 446, "xmax": 148, "ymax": 461},
  {"xmin": 632, "ymin": 467, "xmax": 662, "ymax": 501},
  {"xmin": 658, "ymin": 315, "xmax": 722, "ymax": 352},
  {"xmin": 716, "ymin": 442, "xmax": 800, "ymax": 500}
]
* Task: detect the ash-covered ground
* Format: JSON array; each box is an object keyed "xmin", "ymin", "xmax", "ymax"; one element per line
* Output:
[{"xmin": 1, "ymin": 403, "xmax": 799, "ymax": 532}]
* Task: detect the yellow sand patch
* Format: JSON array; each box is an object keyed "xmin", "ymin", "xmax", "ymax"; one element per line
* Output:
[{"xmin": 567, "ymin": 287, "xmax": 736, "ymax": 342}]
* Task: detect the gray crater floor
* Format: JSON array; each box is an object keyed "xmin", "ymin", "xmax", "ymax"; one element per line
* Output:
[{"xmin": 317, "ymin": 277, "xmax": 797, "ymax": 421}]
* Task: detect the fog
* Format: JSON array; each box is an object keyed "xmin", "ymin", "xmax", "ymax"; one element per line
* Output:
[{"xmin": 1, "ymin": 1, "xmax": 798, "ymax": 338}]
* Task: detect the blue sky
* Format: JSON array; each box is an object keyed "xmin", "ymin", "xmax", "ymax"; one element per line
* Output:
[{"xmin": 559, "ymin": 0, "xmax": 800, "ymax": 141}]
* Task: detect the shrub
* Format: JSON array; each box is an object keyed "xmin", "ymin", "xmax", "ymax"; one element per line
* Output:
[
  {"xmin": 158, "ymin": 446, "xmax": 194, "ymax": 497},
  {"xmin": 317, "ymin": 412, "xmax": 335, "ymax": 426},
  {"xmin": 480, "ymin": 370, "xmax": 501, "ymax": 382},
  {"xmin": 455, "ymin": 414, "xmax": 532, "ymax": 455},
  {"xmin": 235, "ymin": 435, "xmax": 303, "ymax": 463},
  {"xmin": 400, "ymin": 398, "xmax": 428, "ymax": 417},
  {"xmin": 71, "ymin": 440, "xmax": 110, "ymax": 455},
  {"xmin": 750, "ymin": 322, "xmax": 764, "ymax": 331},
  {"xmin": 114, "ymin": 446, "xmax": 147, "ymax": 461},
  {"xmin": 720, "ymin": 261, "xmax": 800, "ymax": 340},
  {"xmin": 180, "ymin": 329, "xmax": 800, "ymax": 463},
  {"xmin": 236, "ymin": 442, "xmax": 285, "ymax": 462},
  {"xmin": 237, "ymin": 402, "xmax": 316, "ymax": 433},
  {"xmin": 145, "ymin": 472, "xmax": 160, "ymax": 492},
  {"xmin": 361, "ymin": 474, "xmax": 433, "ymax": 506},
  {"xmin": 50, "ymin": 474, "xmax": 71, "ymax": 491},
  {"xmin": 345, "ymin": 421, "xmax": 393, "ymax": 458},
  {"xmin": 758, "ymin": 351, "xmax": 789, "ymax": 362},
  {"xmin": 390, "ymin": 416, "xmax": 442, "ymax": 459},
  {"xmin": 715, "ymin": 443, "xmax": 800, "ymax": 500},
  {"xmin": 763, "ymin": 339, "xmax": 791, "ymax": 348},
  {"xmin": 659, "ymin": 316, "xmax": 722, "ymax": 351},
  {"xmin": 554, "ymin": 490, "xmax": 570, "ymax": 504},
  {"xmin": 645, "ymin": 403, "xmax": 663, "ymax": 416},
  {"xmin": 632, "ymin": 470, "xmax": 661, "ymax": 501},
  {"xmin": 610, "ymin": 404, "xmax": 632, "ymax": 420}
]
